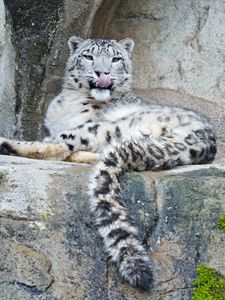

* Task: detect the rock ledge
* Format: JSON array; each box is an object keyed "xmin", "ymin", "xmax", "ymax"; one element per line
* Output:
[{"xmin": 0, "ymin": 155, "xmax": 225, "ymax": 300}]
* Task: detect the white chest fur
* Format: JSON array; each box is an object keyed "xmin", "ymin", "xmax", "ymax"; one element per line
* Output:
[{"xmin": 45, "ymin": 91, "xmax": 97, "ymax": 136}]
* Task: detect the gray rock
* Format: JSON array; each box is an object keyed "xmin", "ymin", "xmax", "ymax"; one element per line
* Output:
[
  {"xmin": 0, "ymin": 156, "xmax": 224, "ymax": 299},
  {"xmin": 105, "ymin": 0, "xmax": 225, "ymax": 104},
  {"xmin": 0, "ymin": 0, "xmax": 16, "ymax": 139}
]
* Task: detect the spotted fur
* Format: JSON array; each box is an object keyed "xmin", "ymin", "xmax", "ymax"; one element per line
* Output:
[{"xmin": 0, "ymin": 36, "xmax": 217, "ymax": 289}]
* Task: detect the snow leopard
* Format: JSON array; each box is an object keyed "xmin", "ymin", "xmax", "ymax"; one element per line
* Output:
[{"xmin": 0, "ymin": 36, "xmax": 216, "ymax": 289}]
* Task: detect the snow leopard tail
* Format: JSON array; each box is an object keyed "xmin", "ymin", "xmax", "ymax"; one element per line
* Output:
[
  {"xmin": 88, "ymin": 139, "xmax": 165, "ymax": 290},
  {"xmin": 88, "ymin": 134, "xmax": 216, "ymax": 289}
]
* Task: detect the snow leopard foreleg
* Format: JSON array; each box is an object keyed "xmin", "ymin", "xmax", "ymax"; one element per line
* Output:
[
  {"xmin": 0, "ymin": 137, "xmax": 73, "ymax": 160},
  {"xmin": 0, "ymin": 136, "xmax": 100, "ymax": 163},
  {"xmin": 0, "ymin": 122, "xmax": 106, "ymax": 163},
  {"xmin": 0, "ymin": 137, "xmax": 100, "ymax": 163}
]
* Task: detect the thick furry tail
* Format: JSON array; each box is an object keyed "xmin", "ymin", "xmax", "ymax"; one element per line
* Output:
[{"xmin": 89, "ymin": 140, "xmax": 158, "ymax": 289}]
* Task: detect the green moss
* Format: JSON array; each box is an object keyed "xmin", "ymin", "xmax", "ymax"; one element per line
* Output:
[
  {"xmin": 192, "ymin": 265, "xmax": 225, "ymax": 300},
  {"xmin": 217, "ymin": 214, "xmax": 225, "ymax": 232}
]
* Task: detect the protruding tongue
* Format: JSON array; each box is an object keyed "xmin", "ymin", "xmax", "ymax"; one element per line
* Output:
[{"xmin": 96, "ymin": 73, "xmax": 111, "ymax": 88}]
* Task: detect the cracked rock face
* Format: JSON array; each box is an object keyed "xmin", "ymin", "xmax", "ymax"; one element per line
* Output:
[{"xmin": 0, "ymin": 156, "xmax": 225, "ymax": 300}]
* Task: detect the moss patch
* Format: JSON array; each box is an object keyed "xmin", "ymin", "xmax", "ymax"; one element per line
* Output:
[
  {"xmin": 192, "ymin": 265, "xmax": 225, "ymax": 300},
  {"xmin": 217, "ymin": 214, "xmax": 225, "ymax": 232}
]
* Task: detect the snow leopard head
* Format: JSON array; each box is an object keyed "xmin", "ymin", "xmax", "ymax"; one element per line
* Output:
[{"xmin": 65, "ymin": 36, "xmax": 134, "ymax": 101}]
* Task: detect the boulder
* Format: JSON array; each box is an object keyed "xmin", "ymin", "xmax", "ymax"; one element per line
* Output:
[{"xmin": 0, "ymin": 155, "xmax": 225, "ymax": 299}]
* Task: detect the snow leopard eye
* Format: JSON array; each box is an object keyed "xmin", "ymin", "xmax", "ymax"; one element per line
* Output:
[
  {"xmin": 83, "ymin": 55, "xmax": 93, "ymax": 61},
  {"xmin": 112, "ymin": 57, "xmax": 122, "ymax": 63}
]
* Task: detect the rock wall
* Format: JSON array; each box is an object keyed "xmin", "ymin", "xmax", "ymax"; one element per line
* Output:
[
  {"xmin": 0, "ymin": 0, "xmax": 16, "ymax": 138},
  {"xmin": 105, "ymin": 0, "xmax": 225, "ymax": 104}
]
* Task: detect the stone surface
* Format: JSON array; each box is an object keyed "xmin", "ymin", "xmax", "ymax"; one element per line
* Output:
[
  {"xmin": 0, "ymin": 155, "xmax": 225, "ymax": 299},
  {"xmin": 0, "ymin": 0, "xmax": 16, "ymax": 139}
]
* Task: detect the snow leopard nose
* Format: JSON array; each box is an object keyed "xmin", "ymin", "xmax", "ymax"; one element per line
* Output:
[{"xmin": 95, "ymin": 71, "xmax": 110, "ymax": 78}]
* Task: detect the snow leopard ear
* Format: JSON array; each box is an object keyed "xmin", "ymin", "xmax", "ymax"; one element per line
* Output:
[
  {"xmin": 118, "ymin": 38, "xmax": 134, "ymax": 55},
  {"xmin": 68, "ymin": 36, "xmax": 84, "ymax": 55}
]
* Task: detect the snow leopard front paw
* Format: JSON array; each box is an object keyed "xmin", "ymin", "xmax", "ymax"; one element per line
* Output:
[{"xmin": 0, "ymin": 138, "xmax": 17, "ymax": 156}]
